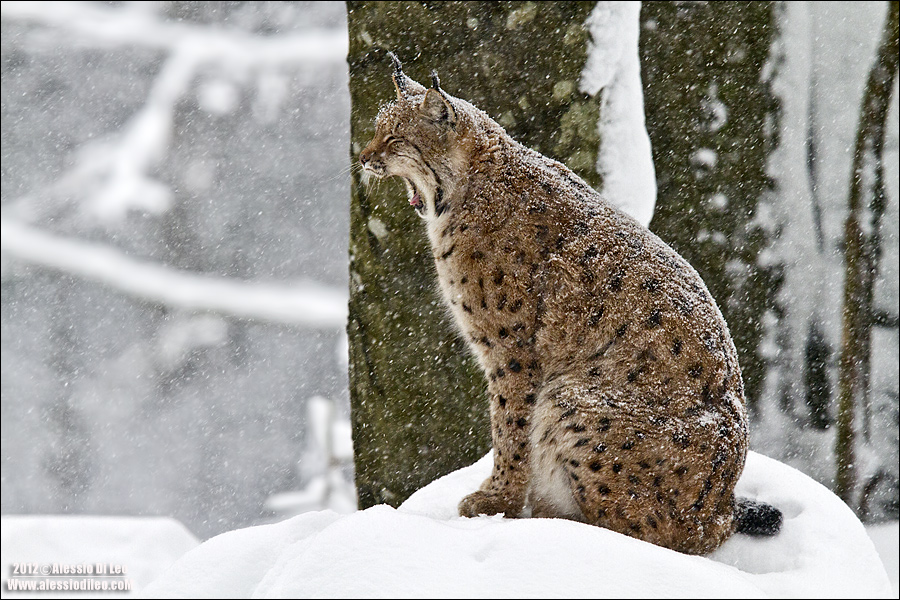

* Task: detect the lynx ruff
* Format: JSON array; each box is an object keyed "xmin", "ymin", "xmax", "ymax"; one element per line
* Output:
[{"xmin": 359, "ymin": 54, "xmax": 781, "ymax": 555}]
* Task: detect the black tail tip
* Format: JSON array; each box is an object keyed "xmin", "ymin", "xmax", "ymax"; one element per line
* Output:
[{"xmin": 735, "ymin": 498, "xmax": 783, "ymax": 536}]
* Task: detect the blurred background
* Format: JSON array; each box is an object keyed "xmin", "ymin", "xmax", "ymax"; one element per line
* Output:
[
  {"xmin": 2, "ymin": 1, "xmax": 355, "ymax": 539},
  {"xmin": 1, "ymin": 0, "xmax": 897, "ymax": 545}
]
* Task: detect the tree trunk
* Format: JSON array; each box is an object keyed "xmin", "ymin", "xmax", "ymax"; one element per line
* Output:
[
  {"xmin": 346, "ymin": 1, "xmax": 602, "ymax": 509},
  {"xmin": 834, "ymin": 0, "xmax": 899, "ymax": 508},
  {"xmin": 638, "ymin": 2, "xmax": 779, "ymax": 415}
]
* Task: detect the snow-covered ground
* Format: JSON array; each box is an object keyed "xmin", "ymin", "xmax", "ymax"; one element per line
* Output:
[
  {"xmin": 0, "ymin": 516, "xmax": 198, "ymax": 598},
  {"xmin": 2, "ymin": 453, "xmax": 896, "ymax": 598},
  {"xmin": 869, "ymin": 521, "xmax": 900, "ymax": 598},
  {"xmin": 2, "ymin": 0, "xmax": 897, "ymax": 545},
  {"xmin": 133, "ymin": 452, "xmax": 890, "ymax": 598}
]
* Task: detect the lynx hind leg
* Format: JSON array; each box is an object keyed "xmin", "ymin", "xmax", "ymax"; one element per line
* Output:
[
  {"xmin": 528, "ymin": 390, "xmax": 584, "ymax": 520},
  {"xmin": 529, "ymin": 380, "xmax": 740, "ymax": 554}
]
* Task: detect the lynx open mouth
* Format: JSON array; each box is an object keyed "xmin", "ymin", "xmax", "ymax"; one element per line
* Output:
[{"xmin": 403, "ymin": 178, "xmax": 424, "ymax": 211}]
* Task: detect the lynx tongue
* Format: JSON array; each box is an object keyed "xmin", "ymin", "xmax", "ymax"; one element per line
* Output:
[{"xmin": 404, "ymin": 178, "xmax": 424, "ymax": 210}]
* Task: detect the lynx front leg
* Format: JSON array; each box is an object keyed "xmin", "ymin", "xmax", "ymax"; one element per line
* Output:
[{"xmin": 459, "ymin": 356, "xmax": 540, "ymax": 518}]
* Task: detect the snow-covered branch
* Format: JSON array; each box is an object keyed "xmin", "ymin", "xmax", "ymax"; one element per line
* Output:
[
  {"xmin": 2, "ymin": 1, "xmax": 348, "ymax": 222},
  {"xmin": 0, "ymin": 1, "xmax": 348, "ymax": 63},
  {"xmin": 1, "ymin": 219, "xmax": 348, "ymax": 328}
]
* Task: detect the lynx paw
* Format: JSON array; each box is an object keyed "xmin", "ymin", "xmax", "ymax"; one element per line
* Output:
[{"xmin": 458, "ymin": 490, "xmax": 518, "ymax": 518}]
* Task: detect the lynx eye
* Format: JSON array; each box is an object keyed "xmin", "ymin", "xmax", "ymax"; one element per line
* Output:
[{"xmin": 384, "ymin": 135, "xmax": 402, "ymax": 147}]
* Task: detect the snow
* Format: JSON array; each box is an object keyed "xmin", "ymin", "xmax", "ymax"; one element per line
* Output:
[
  {"xmin": 0, "ymin": 2, "xmax": 348, "ymax": 59},
  {"xmin": 580, "ymin": 2, "xmax": 657, "ymax": 228},
  {"xmin": 2, "ymin": 1, "xmax": 347, "ymax": 224},
  {"xmin": 0, "ymin": 2, "xmax": 895, "ymax": 595},
  {"xmin": 868, "ymin": 522, "xmax": 900, "ymax": 597},
  {"xmin": 2, "ymin": 0, "xmax": 353, "ymax": 540},
  {"xmin": 0, "ymin": 220, "xmax": 348, "ymax": 328},
  {"xmin": 756, "ymin": 0, "xmax": 899, "ymax": 510},
  {"xmin": 142, "ymin": 452, "xmax": 892, "ymax": 598},
  {"xmin": 1, "ymin": 516, "xmax": 199, "ymax": 598},
  {"xmin": 263, "ymin": 396, "xmax": 356, "ymax": 518}
]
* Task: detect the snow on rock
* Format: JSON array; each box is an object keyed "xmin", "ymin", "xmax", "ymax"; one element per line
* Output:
[
  {"xmin": 143, "ymin": 452, "xmax": 892, "ymax": 598},
  {"xmin": 1, "ymin": 515, "xmax": 199, "ymax": 597},
  {"xmin": 580, "ymin": 1, "xmax": 656, "ymax": 228}
]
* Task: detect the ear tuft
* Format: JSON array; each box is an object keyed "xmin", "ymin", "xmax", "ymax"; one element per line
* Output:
[
  {"xmin": 389, "ymin": 51, "xmax": 427, "ymax": 100},
  {"xmin": 420, "ymin": 89, "xmax": 457, "ymax": 126},
  {"xmin": 420, "ymin": 71, "xmax": 456, "ymax": 126},
  {"xmin": 389, "ymin": 51, "xmax": 403, "ymax": 79}
]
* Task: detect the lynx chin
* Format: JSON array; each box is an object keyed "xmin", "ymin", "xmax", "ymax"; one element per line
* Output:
[{"xmin": 359, "ymin": 53, "xmax": 782, "ymax": 555}]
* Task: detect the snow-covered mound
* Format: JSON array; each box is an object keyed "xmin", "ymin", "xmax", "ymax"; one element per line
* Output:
[
  {"xmin": 1, "ymin": 516, "xmax": 199, "ymax": 597},
  {"xmin": 867, "ymin": 521, "xmax": 900, "ymax": 597},
  {"xmin": 143, "ymin": 452, "xmax": 892, "ymax": 598}
]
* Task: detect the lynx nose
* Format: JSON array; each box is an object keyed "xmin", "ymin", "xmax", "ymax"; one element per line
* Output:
[
  {"xmin": 359, "ymin": 147, "xmax": 374, "ymax": 168},
  {"xmin": 359, "ymin": 145, "xmax": 385, "ymax": 177}
]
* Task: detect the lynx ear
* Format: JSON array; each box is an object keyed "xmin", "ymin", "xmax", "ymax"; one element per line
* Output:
[
  {"xmin": 389, "ymin": 51, "xmax": 427, "ymax": 100},
  {"xmin": 419, "ymin": 71, "xmax": 456, "ymax": 125}
]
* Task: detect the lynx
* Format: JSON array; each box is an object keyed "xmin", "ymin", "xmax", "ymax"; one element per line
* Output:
[{"xmin": 359, "ymin": 53, "xmax": 781, "ymax": 554}]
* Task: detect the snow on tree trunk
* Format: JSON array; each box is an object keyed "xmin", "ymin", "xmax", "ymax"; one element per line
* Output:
[
  {"xmin": 581, "ymin": 2, "xmax": 656, "ymax": 227},
  {"xmin": 346, "ymin": 1, "xmax": 639, "ymax": 508},
  {"xmin": 638, "ymin": 2, "xmax": 779, "ymax": 414},
  {"xmin": 834, "ymin": 0, "xmax": 899, "ymax": 508}
]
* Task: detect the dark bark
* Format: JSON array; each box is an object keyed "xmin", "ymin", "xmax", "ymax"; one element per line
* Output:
[{"xmin": 804, "ymin": 319, "xmax": 832, "ymax": 431}]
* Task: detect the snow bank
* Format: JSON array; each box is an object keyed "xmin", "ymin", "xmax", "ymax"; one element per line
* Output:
[
  {"xmin": 867, "ymin": 521, "xmax": 900, "ymax": 597},
  {"xmin": 143, "ymin": 452, "xmax": 892, "ymax": 598},
  {"xmin": 1, "ymin": 516, "xmax": 198, "ymax": 598}
]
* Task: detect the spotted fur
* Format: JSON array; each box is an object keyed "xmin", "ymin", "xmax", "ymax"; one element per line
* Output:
[{"xmin": 359, "ymin": 55, "xmax": 780, "ymax": 554}]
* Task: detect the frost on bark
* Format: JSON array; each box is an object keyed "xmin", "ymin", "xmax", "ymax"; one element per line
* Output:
[
  {"xmin": 834, "ymin": 0, "xmax": 899, "ymax": 508},
  {"xmin": 346, "ymin": 1, "xmax": 601, "ymax": 508},
  {"xmin": 638, "ymin": 2, "xmax": 779, "ymax": 413}
]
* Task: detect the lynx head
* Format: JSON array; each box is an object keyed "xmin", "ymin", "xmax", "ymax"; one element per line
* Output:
[{"xmin": 359, "ymin": 52, "xmax": 469, "ymax": 218}]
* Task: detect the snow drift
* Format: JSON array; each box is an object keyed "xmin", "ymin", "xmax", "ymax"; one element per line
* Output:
[
  {"xmin": 143, "ymin": 451, "xmax": 892, "ymax": 598},
  {"xmin": 1, "ymin": 516, "xmax": 198, "ymax": 597}
]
